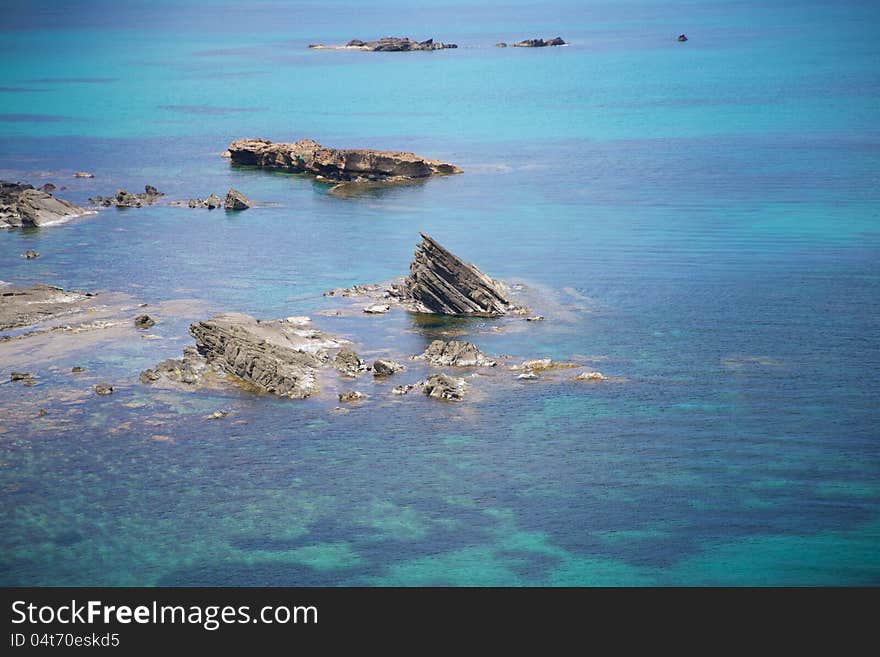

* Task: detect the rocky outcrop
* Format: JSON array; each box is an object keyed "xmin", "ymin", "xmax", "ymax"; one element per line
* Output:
[
  {"xmin": 398, "ymin": 233, "xmax": 512, "ymax": 315},
  {"xmin": 180, "ymin": 193, "xmax": 223, "ymax": 209},
  {"xmin": 421, "ymin": 373, "xmax": 467, "ymax": 401},
  {"xmin": 334, "ymin": 347, "xmax": 365, "ymax": 377},
  {"xmin": 511, "ymin": 37, "xmax": 566, "ymax": 47},
  {"xmin": 134, "ymin": 314, "xmax": 155, "ymax": 330},
  {"xmin": 89, "ymin": 185, "xmax": 163, "ymax": 208},
  {"xmin": 309, "ymin": 37, "xmax": 457, "ymax": 52},
  {"xmin": 226, "ymin": 137, "xmax": 461, "ymax": 182},
  {"xmin": 414, "ymin": 340, "xmax": 496, "ymax": 367},
  {"xmin": 188, "ymin": 313, "xmax": 330, "ymax": 399},
  {"xmin": 372, "ymin": 359, "xmax": 405, "ymax": 376},
  {"xmin": 1, "ymin": 181, "xmax": 88, "ymax": 228},
  {"xmin": 139, "ymin": 347, "xmax": 211, "ymax": 387},
  {"xmin": 0, "ymin": 284, "xmax": 93, "ymax": 330},
  {"xmin": 224, "ymin": 188, "xmax": 250, "ymax": 210}
]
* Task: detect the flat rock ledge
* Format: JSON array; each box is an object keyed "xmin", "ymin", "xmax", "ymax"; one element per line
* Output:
[
  {"xmin": 142, "ymin": 312, "xmax": 350, "ymax": 399},
  {"xmin": 1, "ymin": 181, "xmax": 89, "ymax": 228},
  {"xmin": 0, "ymin": 284, "xmax": 93, "ymax": 331},
  {"xmin": 309, "ymin": 37, "xmax": 457, "ymax": 52},
  {"xmin": 226, "ymin": 137, "xmax": 461, "ymax": 182}
]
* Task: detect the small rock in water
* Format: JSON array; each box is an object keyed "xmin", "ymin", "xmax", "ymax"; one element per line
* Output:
[
  {"xmin": 526, "ymin": 315, "xmax": 545, "ymax": 322},
  {"xmin": 517, "ymin": 372, "xmax": 538, "ymax": 380},
  {"xmin": 134, "ymin": 314, "xmax": 155, "ymax": 330},
  {"xmin": 21, "ymin": 250, "xmax": 40, "ymax": 259},
  {"xmin": 205, "ymin": 409, "xmax": 230, "ymax": 420},
  {"xmin": 71, "ymin": 366, "xmax": 86, "ymax": 373},
  {"xmin": 224, "ymin": 188, "xmax": 250, "ymax": 210},
  {"xmin": 392, "ymin": 384, "xmax": 415, "ymax": 395},
  {"xmin": 574, "ymin": 371, "xmax": 607, "ymax": 381},
  {"xmin": 677, "ymin": 34, "xmax": 688, "ymax": 42},
  {"xmin": 495, "ymin": 42, "xmax": 507, "ymax": 47},
  {"xmin": 363, "ymin": 304, "xmax": 391, "ymax": 314},
  {"xmin": 40, "ymin": 183, "xmax": 56, "ymax": 192},
  {"xmin": 94, "ymin": 383, "xmax": 114, "ymax": 395},
  {"xmin": 10, "ymin": 371, "xmax": 34, "ymax": 382},
  {"xmin": 421, "ymin": 373, "xmax": 467, "ymax": 401},
  {"xmin": 372, "ymin": 359, "xmax": 405, "ymax": 376},
  {"xmin": 338, "ymin": 390, "xmax": 368, "ymax": 403},
  {"xmin": 285, "ymin": 316, "xmax": 311, "ymax": 326},
  {"xmin": 37, "ymin": 408, "xmax": 48, "ymax": 417},
  {"xmin": 73, "ymin": 171, "xmax": 95, "ymax": 178},
  {"xmin": 204, "ymin": 193, "xmax": 223, "ymax": 209},
  {"xmin": 415, "ymin": 340, "xmax": 496, "ymax": 367},
  {"xmin": 334, "ymin": 348, "xmax": 365, "ymax": 377}
]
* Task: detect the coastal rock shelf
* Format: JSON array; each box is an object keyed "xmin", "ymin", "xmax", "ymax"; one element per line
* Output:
[
  {"xmin": 225, "ymin": 137, "xmax": 462, "ymax": 182},
  {"xmin": 1, "ymin": 182, "xmax": 89, "ymax": 228},
  {"xmin": 0, "ymin": 284, "xmax": 92, "ymax": 331},
  {"xmin": 309, "ymin": 36, "xmax": 457, "ymax": 51}
]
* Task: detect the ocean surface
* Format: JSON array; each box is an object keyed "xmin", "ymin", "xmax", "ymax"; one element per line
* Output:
[{"xmin": 1, "ymin": 0, "xmax": 879, "ymax": 585}]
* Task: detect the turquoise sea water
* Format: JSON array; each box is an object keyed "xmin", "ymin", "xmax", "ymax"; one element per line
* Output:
[{"xmin": 1, "ymin": 0, "xmax": 879, "ymax": 585}]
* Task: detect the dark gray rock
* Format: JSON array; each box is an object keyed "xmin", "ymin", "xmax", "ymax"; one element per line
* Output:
[
  {"xmin": 678, "ymin": 34, "xmax": 688, "ymax": 42},
  {"xmin": 224, "ymin": 188, "xmax": 250, "ymax": 210},
  {"xmin": 399, "ymin": 233, "xmax": 512, "ymax": 315},
  {"xmin": 134, "ymin": 314, "xmax": 155, "ymax": 330},
  {"xmin": 89, "ymin": 185, "xmax": 163, "ymax": 209},
  {"xmin": 421, "ymin": 373, "xmax": 467, "ymax": 401},
  {"xmin": 372, "ymin": 358, "xmax": 405, "ymax": 376},
  {"xmin": 511, "ymin": 37, "xmax": 566, "ymax": 47}
]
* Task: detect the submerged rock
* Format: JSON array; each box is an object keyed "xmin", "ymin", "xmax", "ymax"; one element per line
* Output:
[
  {"xmin": 134, "ymin": 314, "xmax": 155, "ymax": 330},
  {"xmin": 495, "ymin": 42, "xmax": 508, "ymax": 48},
  {"xmin": 226, "ymin": 137, "xmax": 461, "ymax": 182},
  {"xmin": 94, "ymin": 383, "xmax": 114, "ymax": 395},
  {"xmin": 21, "ymin": 250, "xmax": 40, "ymax": 259},
  {"xmin": 0, "ymin": 284, "xmax": 91, "ymax": 330},
  {"xmin": 1, "ymin": 181, "xmax": 88, "ymax": 228},
  {"xmin": 372, "ymin": 358, "xmax": 405, "ymax": 376},
  {"xmin": 224, "ymin": 188, "xmax": 250, "ymax": 210},
  {"xmin": 73, "ymin": 171, "xmax": 95, "ymax": 178},
  {"xmin": 414, "ymin": 340, "xmax": 496, "ymax": 367},
  {"xmin": 392, "ymin": 384, "xmax": 415, "ymax": 395},
  {"xmin": 421, "ymin": 373, "xmax": 467, "ymax": 401},
  {"xmin": 677, "ymin": 34, "xmax": 688, "ymax": 42},
  {"xmin": 338, "ymin": 390, "xmax": 368, "ymax": 402},
  {"xmin": 574, "ymin": 371, "xmax": 607, "ymax": 381},
  {"xmin": 400, "ymin": 233, "xmax": 512, "ymax": 315},
  {"xmin": 309, "ymin": 36, "xmax": 458, "ymax": 52},
  {"xmin": 10, "ymin": 371, "xmax": 34, "ymax": 382}
]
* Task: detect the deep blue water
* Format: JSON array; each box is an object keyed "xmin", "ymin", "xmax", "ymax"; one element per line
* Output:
[{"xmin": 0, "ymin": 0, "xmax": 878, "ymax": 585}]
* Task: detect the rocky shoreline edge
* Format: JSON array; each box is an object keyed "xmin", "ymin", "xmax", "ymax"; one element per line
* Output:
[{"xmin": 2, "ymin": 234, "xmax": 613, "ymax": 408}]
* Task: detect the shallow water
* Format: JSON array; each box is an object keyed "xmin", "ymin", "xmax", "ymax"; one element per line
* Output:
[{"xmin": 1, "ymin": 0, "xmax": 879, "ymax": 585}]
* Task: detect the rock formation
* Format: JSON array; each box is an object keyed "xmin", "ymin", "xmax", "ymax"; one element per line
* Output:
[
  {"xmin": 677, "ymin": 34, "xmax": 688, "ymax": 42},
  {"xmin": 421, "ymin": 373, "xmax": 467, "ymax": 401},
  {"xmin": 414, "ymin": 340, "xmax": 496, "ymax": 367},
  {"xmin": 334, "ymin": 347, "xmax": 365, "ymax": 377},
  {"xmin": 224, "ymin": 188, "xmax": 250, "ymax": 210},
  {"xmin": 0, "ymin": 284, "xmax": 92, "ymax": 330},
  {"xmin": 226, "ymin": 137, "xmax": 461, "ymax": 182},
  {"xmin": 309, "ymin": 37, "xmax": 457, "ymax": 51},
  {"xmin": 372, "ymin": 359, "xmax": 405, "ymax": 376},
  {"xmin": 511, "ymin": 37, "xmax": 566, "ymax": 47},
  {"xmin": 1, "ymin": 181, "xmax": 88, "ymax": 228},
  {"xmin": 188, "ymin": 313, "xmax": 331, "ymax": 399},
  {"xmin": 398, "ymin": 233, "xmax": 512, "ymax": 315},
  {"xmin": 89, "ymin": 185, "xmax": 163, "ymax": 208}
]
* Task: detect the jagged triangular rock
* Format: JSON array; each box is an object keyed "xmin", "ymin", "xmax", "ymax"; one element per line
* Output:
[{"xmin": 401, "ymin": 233, "xmax": 511, "ymax": 316}]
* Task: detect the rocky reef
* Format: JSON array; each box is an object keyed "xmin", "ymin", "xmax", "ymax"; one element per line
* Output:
[
  {"xmin": 89, "ymin": 185, "xmax": 163, "ymax": 208},
  {"xmin": 510, "ymin": 37, "xmax": 566, "ymax": 47},
  {"xmin": 309, "ymin": 37, "xmax": 457, "ymax": 51},
  {"xmin": 0, "ymin": 284, "xmax": 93, "ymax": 330},
  {"xmin": 225, "ymin": 137, "xmax": 461, "ymax": 182},
  {"xmin": 1, "ymin": 181, "xmax": 89, "ymax": 228}
]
